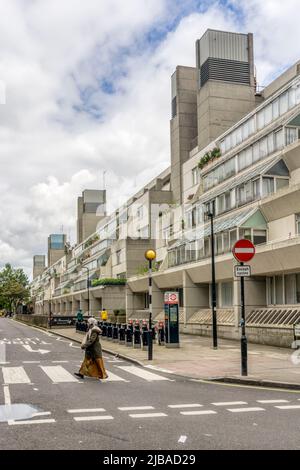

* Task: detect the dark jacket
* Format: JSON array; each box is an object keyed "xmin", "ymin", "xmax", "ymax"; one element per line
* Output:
[{"xmin": 81, "ymin": 326, "xmax": 102, "ymax": 359}]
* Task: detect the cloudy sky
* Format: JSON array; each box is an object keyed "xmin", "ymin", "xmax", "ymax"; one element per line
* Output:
[{"xmin": 0, "ymin": 0, "xmax": 298, "ymax": 277}]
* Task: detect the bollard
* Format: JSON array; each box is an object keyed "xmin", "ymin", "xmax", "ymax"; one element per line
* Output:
[
  {"xmin": 107, "ymin": 322, "xmax": 113, "ymax": 340},
  {"xmin": 102, "ymin": 322, "xmax": 107, "ymax": 338},
  {"xmin": 133, "ymin": 321, "xmax": 141, "ymax": 349},
  {"xmin": 113, "ymin": 323, "xmax": 119, "ymax": 343},
  {"xmin": 118, "ymin": 324, "xmax": 125, "ymax": 345},
  {"xmin": 125, "ymin": 324, "xmax": 133, "ymax": 347},
  {"xmin": 141, "ymin": 320, "xmax": 148, "ymax": 351}
]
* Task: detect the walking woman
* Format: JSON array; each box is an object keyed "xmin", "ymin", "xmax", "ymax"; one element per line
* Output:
[{"xmin": 75, "ymin": 317, "xmax": 108, "ymax": 380}]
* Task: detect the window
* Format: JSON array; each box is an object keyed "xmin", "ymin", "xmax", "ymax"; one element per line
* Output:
[
  {"xmin": 252, "ymin": 142, "xmax": 260, "ymax": 162},
  {"xmin": 239, "ymin": 228, "xmax": 251, "ymax": 241},
  {"xmin": 137, "ymin": 205, "xmax": 144, "ymax": 219},
  {"xmin": 286, "ymin": 127, "xmax": 298, "ymax": 146},
  {"xmin": 276, "ymin": 178, "xmax": 289, "ymax": 191},
  {"xmin": 192, "ymin": 167, "xmax": 200, "ymax": 186},
  {"xmin": 221, "ymin": 282, "xmax": 233, "ymax": 307},
  {"xmin": 229, "ymin": 229, "xmax": 237, "ymax": 248},
  {"xmin": 264, "ymin": 104, "xmax": 272, "ymax": 126},
  {"xmin": 217, "ymin": 192, "xmax": 231, "ymax": 214},
  {"xmin": 275, "ymin": 275, "xmax": 284, "ymax": 304},
  {"xmin": 289, "ymin": 88, "xmax": 296, "ymax": 109},
  {"xmin": 275, "ymin": 129, "xmax": 284, "ymax": 150},
  {"xmin": 116, "ymin": 250, "xmax": 121, "ymax": 265},
  {"xmin": 267, "ymin": 133, "xmax": 274, "ymax": 154},
  {"xmin": 216, "ymin": 234, "xmax": 223, "ymax": 254},
  {"xmin": 139, "ymin": 225, "xmax": 149, "ymax": 238},
  {"xmin": 262, "ymin": 177, "xmax": 274, "ymax": 196},
  {"xmin": 296, "ymin": 214, "xmax": 300, "ymax": 234},
  {"xmin": 280, "ymin": 92, "xmax": 288, "ymax": 115},
  {"xmin": 272, "ymin": 99, "xmax": 279, "ymax": 120},
  {"xmin": 223, "ymin": 232, "xmax": 229, "ymax": 252},
  {"xmin": 259, "ymin": 137, "xmax": 268, "ymax": 158},
  {"xmin": 253, "ymin": 179, "xmax": 261, "ymax": 200},
  {"xmin": 253, "ymin": 229, "xmax": 267, "ymax": 245},
  {"xmin": 257, "ymin": 110, "xmax": 265, "ymax": 130},
  {"xmin": 204, "ymin": 237, "xmax": 211, "ymax": 257}
]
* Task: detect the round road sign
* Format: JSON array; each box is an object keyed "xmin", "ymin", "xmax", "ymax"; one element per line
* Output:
[{"xmin": 232, "ymin": 239, "xmax": 255, "ymax": 263}]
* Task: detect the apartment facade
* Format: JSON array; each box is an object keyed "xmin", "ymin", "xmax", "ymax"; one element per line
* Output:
[{"xmin": 32, "ymin": 29, "xmax": 300, "ymax": 347}]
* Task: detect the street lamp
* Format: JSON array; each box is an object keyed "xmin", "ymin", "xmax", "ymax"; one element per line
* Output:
[
  {"xmin": 206, "ymin": 203, "xmax": 218, "ymax": 349},
  {"xmin": 145, "ymin": 249, "xmax": 156, "ymax": 361}
]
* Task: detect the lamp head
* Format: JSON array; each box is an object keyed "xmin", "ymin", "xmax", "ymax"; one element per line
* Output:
[{"xmin": 145, "ymin": 249, "xmax": 156, "ymax": 261}]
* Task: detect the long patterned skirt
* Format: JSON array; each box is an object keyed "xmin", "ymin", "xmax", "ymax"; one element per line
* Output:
[{"xmin": 79, "ymin": 356, "xmax": 108, "ymax": 379}]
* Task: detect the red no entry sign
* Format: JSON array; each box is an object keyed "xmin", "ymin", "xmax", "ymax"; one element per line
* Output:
[{"xmin": 232, "ymin": 239, "xmax": 255, "ymax": 263}]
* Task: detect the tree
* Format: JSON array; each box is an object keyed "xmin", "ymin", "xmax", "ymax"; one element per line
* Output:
[{"xmin": 0, "ymin": 264, "xmax": 30, "ymax": 312}]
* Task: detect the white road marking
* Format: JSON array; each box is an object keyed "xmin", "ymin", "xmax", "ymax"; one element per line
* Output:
[
  {"xmin": 23, "ymin": 361, "xmax": 40, "ymax": 364},
  {"xmin": 129, "ymin": 413, "xmax": 167, "ymax": 419},
  {"xmin": 212, "ymin": 401, "xmax": 248, "ymax": 406},
  {"xmin": 145, "ymin": 365, "xmax": 175, "ymax": 374},
  {"xmin": 74, "ymin": 416, "xmax": 114, "ymax": 422},
  {"xmin": 227, "ymin": 407, "xmax": 265, "ymax": 413},
  {"xmin": 3, "ymin": 385, "xmax": 11, "ymax": 405},
  {"xmin": 103, "ymin": 370, "xmax": 128, "ymax": 382},
  {"xmin": 168, "ymin": 404, "xmax": 202, "ymax": 409},
  {"xmin": 52, "ymin": 361, "xmax": 69, "ymax": 364},
  {"xmin": 2, "ymin": 367, "xmax": 31, "ymax": 384},
  {"xmin": 257, "ymin": 400, "xmax": 289, "ymax": 404},
  {"xmin": 178, "ymin": 435, "xmax": 187, "ymax": 443},
  {"xmin": 118, "ymin": 366, "xmax": 171, "ymax": 381},
  {"xmin": 23, "ymin": 345, "xmax": 50, "ymax": 355},
  {"xmin": 40, "ymin": 366, "xmax": 78, "ymax": 383},
  {"xmin": 68, "ymin": 408, "xmax": 106, "ymax": 413},
  {"xmin": 32, "ymin": 412, "xmax": 51, "ymax": 417},
  {"xmin": 118, "ymin": 406, "xmax": 155, "ymax": 411},
  {"xmin": 180, "ymin": 410, "xmax": 217, "ymax": 416},
  {"xmin": 275, "ymin": 405, "xmax": 300, "ymax": 410},
  {"xmin": 9, "ymin": 419, "xmax": 56, "ymax": 426}
]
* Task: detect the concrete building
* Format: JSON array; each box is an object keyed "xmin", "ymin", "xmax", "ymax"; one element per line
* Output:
[
  {"xmin": 32, "ymin": 29, "xmax": 300, "ymax": 347},
  {"xmin": 33, "ymin": 255, "xmax": 46, "ymax": 279},
  {"xmin": 77, "ymin": 189, "xmax": 106, "ymax": 244}
]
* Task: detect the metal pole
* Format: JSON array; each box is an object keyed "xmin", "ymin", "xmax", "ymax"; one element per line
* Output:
[
  {"xmin": 209, "ymin": 212, "xmax": 218, "ymax": 349},
  {"xmin": 240, "ymin": 262, "xmax": 248, "ymax": 376},
  {"xmin": 148, "ymin": 259, "xmax": 153, "ymax": 361},
  {"xmin": 87, "ymin": 268, "xmax": 90, "ymax": 317}
]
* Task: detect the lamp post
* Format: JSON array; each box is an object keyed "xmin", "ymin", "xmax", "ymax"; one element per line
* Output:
[
  {"xmin": 145, "ymin": 249, "xmax": 156, "ymax": 361},
  {"xmin": 206, "ymin": 204, "xmax": 218, "ymax": 349}
]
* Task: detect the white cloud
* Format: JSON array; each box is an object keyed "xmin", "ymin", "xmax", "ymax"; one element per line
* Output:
[{"xmin": 0, "ymin": 0, "xmax": 299, "ymax": 278}]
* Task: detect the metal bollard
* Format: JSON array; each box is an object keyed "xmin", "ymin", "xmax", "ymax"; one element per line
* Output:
[
  {"xmin": 133, "ymin": 322, "xmax": 141, "ymax": 349},
  {"xmin": 158, "ymin": 321, "xmax": 165, "ymax": 346},
  {"xmin": 102, "ymin": 322, "xmax": 107, "ymax": 338},
  {"xmin": 125, "ymin": 325, "xmax": 133, "ymax": 347},
  {"xmin": 118, "ymin": 324, "xmax": 125, "ymax": 345},
  {"xmin": 141, "ymin": 320, "xmax": 148, "ymax": 351},
  {"xmin": 113, "ymin": 323, "xmax": 119, "ymax": 343},
  {"xmin": 107, "ymin": 322, "xmax": 113, "ymax": 340}
]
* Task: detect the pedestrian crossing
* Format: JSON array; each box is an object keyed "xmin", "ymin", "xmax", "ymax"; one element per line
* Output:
[{"xmin": 0, "ymin": 363, "xmax": 171, "ymax": 386}]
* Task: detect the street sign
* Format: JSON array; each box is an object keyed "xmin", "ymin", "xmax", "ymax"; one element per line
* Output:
[
  {"xmin": 164, "ymin": 292, "xmax": 179, "ymax": 305},
  {"xmin": 234, "ymin": 265, "xmax": 251, "ymax": 277},
  {"xmin": 232, "ymin": 239, "xmax": 255, "ymax": 263}
]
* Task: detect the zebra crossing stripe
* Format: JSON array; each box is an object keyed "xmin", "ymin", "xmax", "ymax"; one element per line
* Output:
[
  {"xmin": 117, "ymin": 366, "xmax": 171, "ymax": 381},
  {"xmin": 2, "ymin": 367, "xmax": 31, "ymax": 384},
  {"xmin": 40, "ymin": 366, "xmax": 78, "ymax": 383},
  {"xmin": 104, "ymin": 370, "xmax": 129, "ymax": 382}
]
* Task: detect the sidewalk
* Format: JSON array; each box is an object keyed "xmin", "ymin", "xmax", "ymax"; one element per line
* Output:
[{"xmin": 50, "ymin": 328, "xmax": 300, "ymax": 389}]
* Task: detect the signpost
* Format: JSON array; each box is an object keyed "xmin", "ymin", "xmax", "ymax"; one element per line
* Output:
[
  {"xmin": 164, "ymin": 292, "xmax": 180, "ymax": 348},
  {"xmin": 232, "ymin": 239, "xmax": 255, "ymax": 376}
]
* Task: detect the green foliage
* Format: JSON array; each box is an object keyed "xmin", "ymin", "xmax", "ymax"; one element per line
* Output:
[
  {"xmin": 0, "ymin": 264, "xmax": 30, "ymax": 311},
  {"xmin": 136, "ymin": 262, "xmax": 160, "ymax": 276},
  {"xmin": 91, "ymin": 278, "xmax": 127, "ymax": 287},
  {"xmin": 84, "ymin": 234, "xmax": 100, "ymax": 249},
  {"xmin": 198, "ymin": 147, "xmax": 221, "ymax": 170}
]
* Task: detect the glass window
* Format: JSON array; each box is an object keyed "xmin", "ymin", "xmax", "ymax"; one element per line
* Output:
[
  {"xmin": 238, "ymin": 150, "xmax": 246, "ymax": 171},
  {"xmin": 253, "ymin": 229, "xmax": 267, "ymax": 245},
  {"xmin": 225, "ymin": 135, "xmax": 231, "ymax": 152},
  {"xmin": 204, "ymin": 237, "xmax": 211, "ymax": 257},
  {"xmin": 274, "ymin": 129, "xmax": 284, "ymax": 150},
  {"xmin": 286, "ymin": 127, "xmax": 298, "ymax": 146},
  {"xmin": 221, "ymin": 282, "xmax": 233, "ymax": 307},
  {"xmin": 296, "ymin": 274, "xmax": 300, "ymax": 303},
  {"xmin": 248, "ymin": 116, "xmax": 255, "ymax": 135},
  {"xmin": 192, "ymin": 167, "xmax": 199, "ymax": 186},
  {"xmin": 236, "ymin": 127, "xmax": 242, "ymax": 145},
  {"xmin": 253, "ymin": 179, "xmax": 261, "ymax": 199},
  {"xmin": 216, "ymin": 234, "xmax": 223, "ymax": 254},
  {"xmin": 285, "ymin": 274, "xmax": 296, "ymax": 304},
  {"xmin": 220, "ymin": 140, "xmax": 226, "ymax": 154},
  {"xmin": 242, "ymin": 121, "xmax": 249, "ymax": 140},
  {"xmin": 296, "ymin": 86, "xmax": 300, "ymax": 104},
  {"xmin": 267, "ymin": 133, "xmax": 274, "ymax": 154},
  {"xmin": 280, "ymin": 92, "xmax": 288, "ymax": 115},
  {"xmin": 262, "ymin": 177, "xmax": 274, "ymax": 196},
  {"xmin": 223, "ymin": 232, "xmax": 229, "ymax": 252},
  {"xmin": 296, "ymin": 214, "xmax": 300, "ymax": 234},
  {"xmin": 224, "ymin": 158, "xmax": 235, "ymax": 178},
  {"xmin": 289, "ymin": 88, "xmax": 296, "ymax": 109},
  {"xmin": 276, "ymin": 178, "xmax": 289, "ymax": 191},
  {"xmin": 253, "ymin": 142, "xmax": 260, "ymax": 162},
  {"xmin": 275, "ymin": 275, "xmax": 284, "ymax": 304},
  {"xmin": 259, "ymin": 136, "xmax": 268, "ymax": 158},
  {"xmin": 272, "ymin": 99, "xmax": 279, "ymax": 120},
  {"xmin": 257, "ymin": 110, "xmax": 265, "ymax": 130},
  {"xmin": 240, "ymin": 228, "xmax": 251, "ymax": 240},
  {"xmin": 229, "ymin": 229, "xmax": 237, "ymax": 248},
  {"xmin": 264, "ymin": 104, "xmax": 272, "ymax": 125}
]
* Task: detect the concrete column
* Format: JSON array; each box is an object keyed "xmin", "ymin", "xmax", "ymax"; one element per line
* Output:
[
  {"xmin": 183, "ymin": 271, "xmax": 209, "ymax": 324},
  {"xmin": 152, "ymin": 280, "xmax": 164, "ymax": 320},
  {"xmin": 90, "ymin": 296, "xmax": 102, "ymax": 318},
  {"xmin": 72, "ymin": 299, "xmax": 80, "ymax": 315},
  {"xmin": 80, "ymin": 296, "xmax": 89, "ymax": 316},
  {"xmin": 126, "ymin": 285, "xmax": 144, "ymax": 320}
]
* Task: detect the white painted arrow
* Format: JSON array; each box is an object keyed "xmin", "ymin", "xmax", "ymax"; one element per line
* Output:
[{"xmin": 22, "ymin": 345, "xmax": 50, "ymax": 355}]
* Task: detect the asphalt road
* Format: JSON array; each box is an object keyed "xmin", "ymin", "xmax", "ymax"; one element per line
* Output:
[{"xmin": 1, "ymin": 317, "xmax": 300, "ymax": 450}]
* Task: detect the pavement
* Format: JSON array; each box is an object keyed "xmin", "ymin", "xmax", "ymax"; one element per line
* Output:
[
  {"xmin": 49, "ymin": 326, "xmax": 300, "ymax": 388},
  {"xmin": 3, "ymin": 318, "xmax": 300, "ymax": 449}
]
